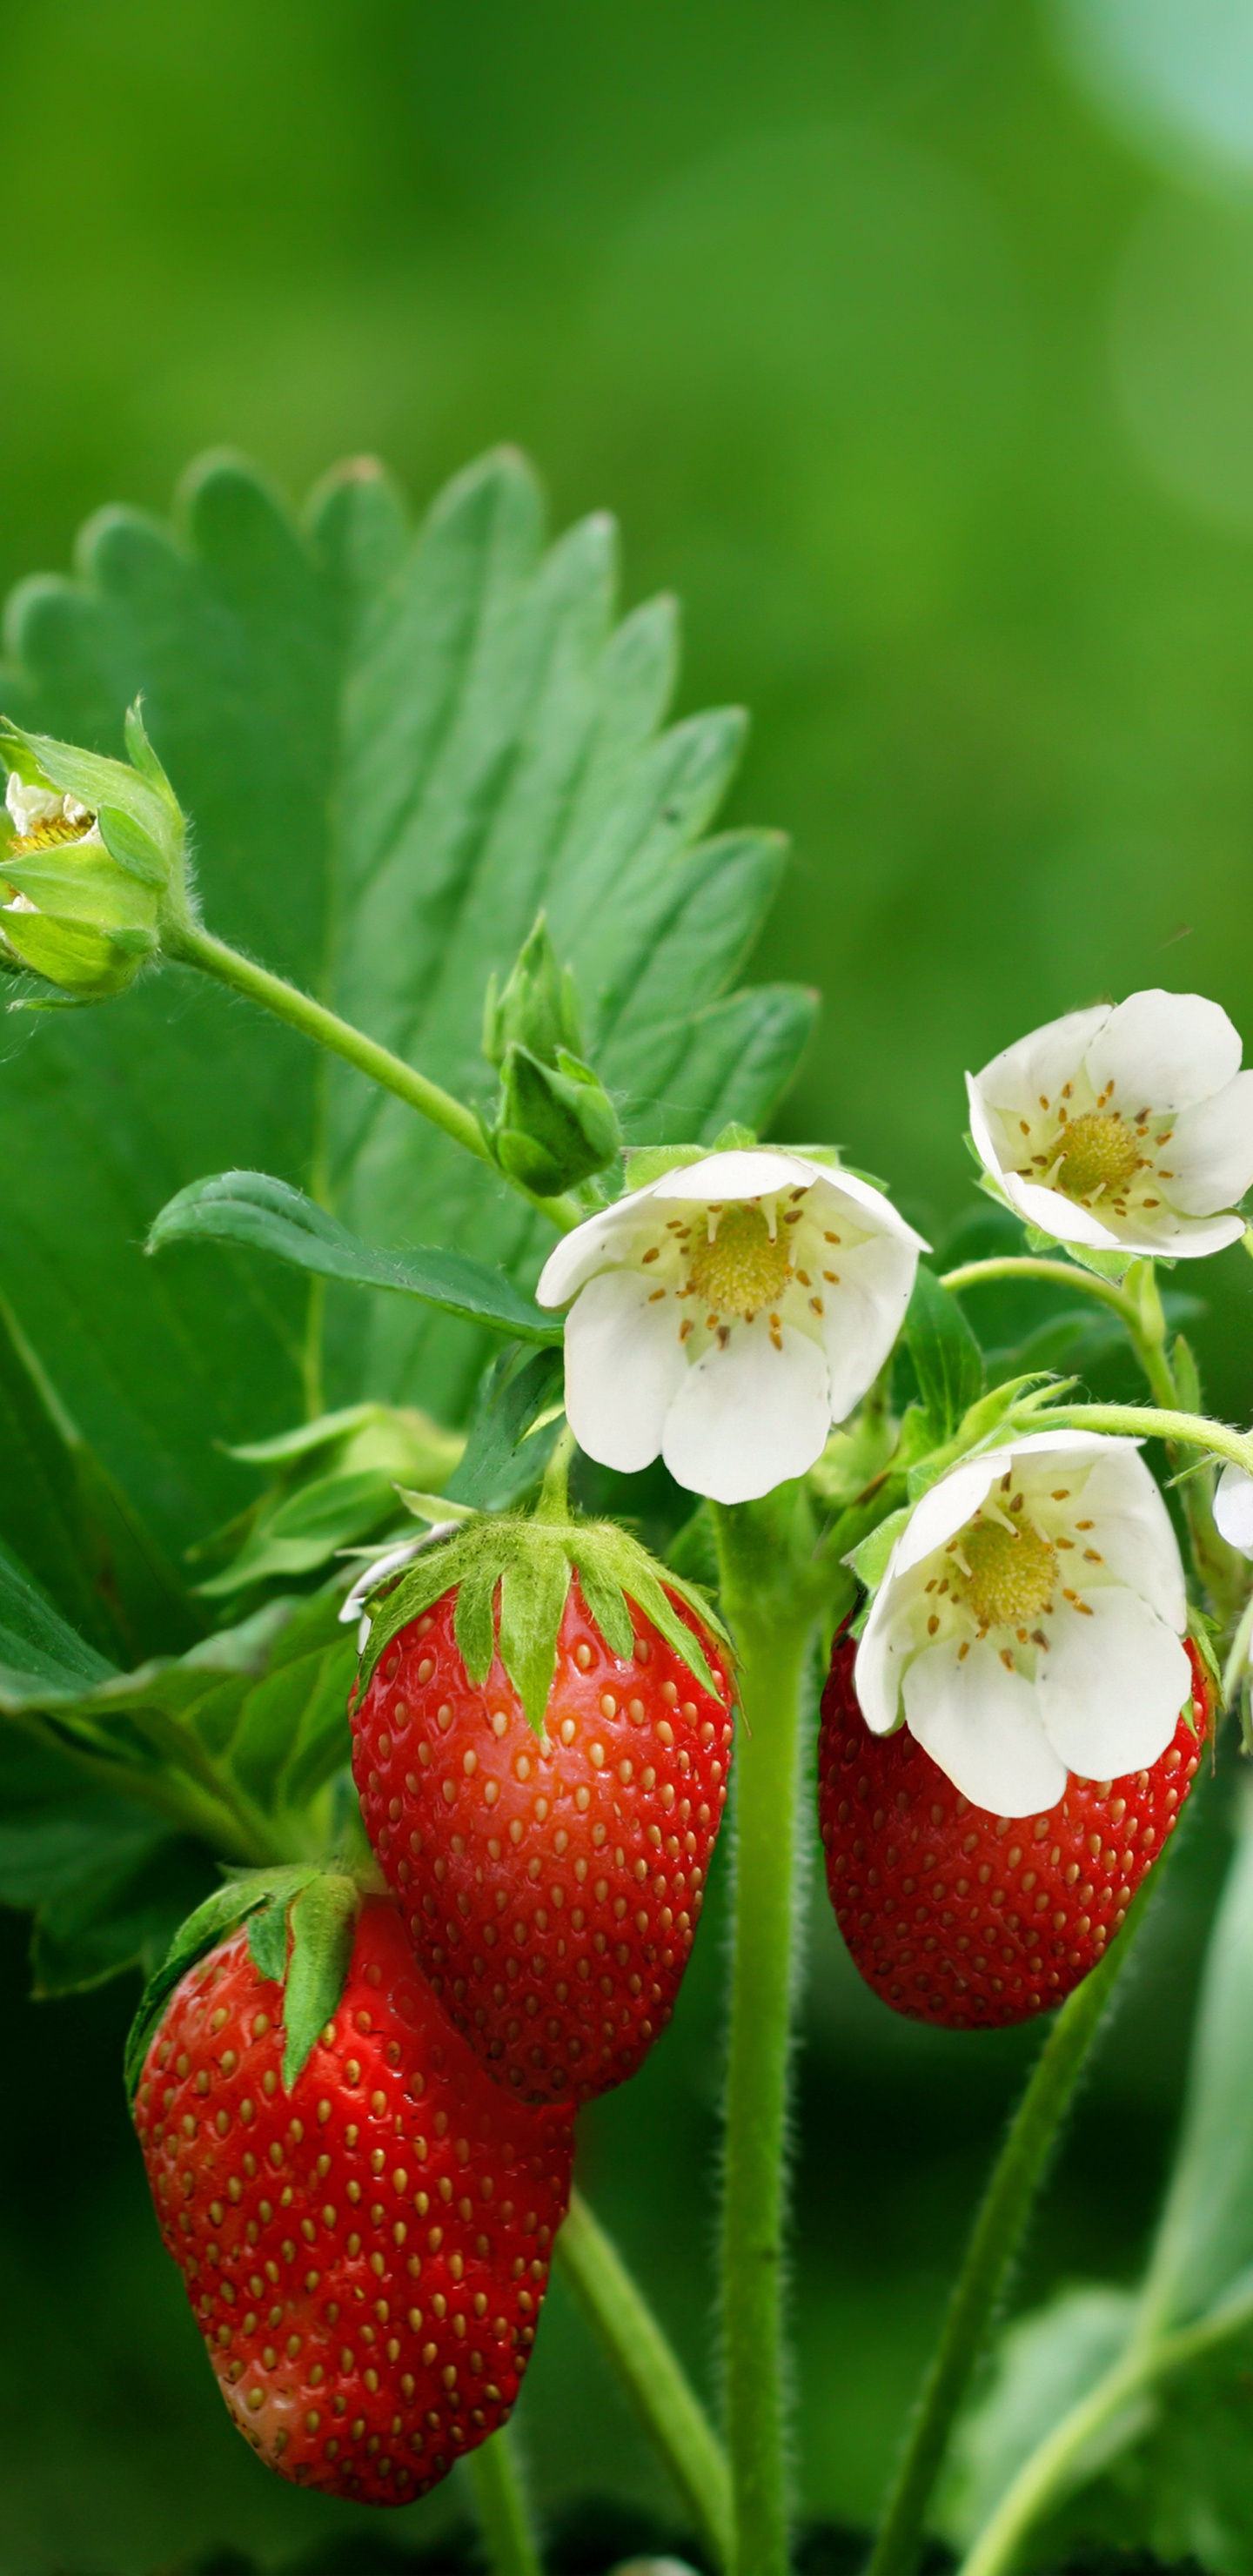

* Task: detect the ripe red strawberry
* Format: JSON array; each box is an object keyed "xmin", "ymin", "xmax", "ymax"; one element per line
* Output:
[
  {"xmin": 817, "ymin": 1633, "xmax": 1209, "ymax": 2029},
  {"xmin": 131, "ymin": 1886, "xmax": 573, "ymax": 2503},
  {"xmin": 352, "ymin": 1569, "xmax": 734, "ymax": 2102}
]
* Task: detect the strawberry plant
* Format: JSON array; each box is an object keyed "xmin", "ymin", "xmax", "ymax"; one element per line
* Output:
[{"xmin": 3, "ymin": 444, "xmax": 1253, "ymax": 2576}]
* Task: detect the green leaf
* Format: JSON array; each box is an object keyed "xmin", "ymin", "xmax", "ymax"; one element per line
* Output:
[
  {"xmin": 0, "ymin": 449, "xmax": 808, "ymax": 1556},
  {"xmin": 247, "ymin": 1895, "xmax": 290, "ymax": 1984},
  {"xmin": 148, "ymin": 1171, "xmax": 562, "ymax": 1344},
  {"xmin": 444, "ymin": 1345, "xmax": 566, "ymax": 1509},
  {"xmin": 0, "ymin": 1291, "xmax": 200, "ymax": 1660},
  {"xmin": 0, "ymin": 1727, "xmax": 212, "ymax": 1997},
  {"xmin": 281, "ymin": 1874, "xmax": 360, "ymax": 2087},
  {"xmin": 943, "ymin": 2286, "xmax": 1141, "ymax": 2550},
  {"xmin": 0, "ymin": 1582, "xmax": 356, "ymax": 1848},
  {"xmin": 197, "ymin": 1399, "xmax": 461, "ymax": 1597},
  {"xmin": 904, "ymin": 1262, "xmax": 983, "ymax": 1441},
  {"xmin": 1142, "ymin": 1785, "xmax": 1253, "ymax": 2331}
]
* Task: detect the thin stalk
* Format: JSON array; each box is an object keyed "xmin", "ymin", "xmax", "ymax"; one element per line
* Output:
[
  {"xmin": 865, "ymin": 1895, "xmax": 1148, "ymax": 2576},
  {"xmin": 162, "ymin": 920, "xmax": 583, "ymax": 1234},
  {"xmin": 956, "ymin": 2284, "xmax": 1253, "ymax": 2576},
  {"xmin": 1034, "ymin": 1401, "xmax": 1253, "ymax": 1483},
  {"xmin": 557, "ymin": 2190, "xmax": 733, "ymax": 2571},
  {"xmin": 466, "ymin": 2427, "xmax": 544, "ymax": 2576},
  {"xmin": 940, "ymin": 1256, "xmax": 1142, "ymax": 1336},
  {"xmin": 714, "ymin": 1499, "xmax": 817, "ymax": 2576}
]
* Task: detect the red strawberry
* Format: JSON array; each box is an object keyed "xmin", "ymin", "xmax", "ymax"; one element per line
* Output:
[
  {"xmin": 131, "ymin": 1888, "xmax": 573, "ymax": 2503},
  {"xmin": 352, "ymin": 1572, "xmax": 734, "ymax": 2102},
  {"xmin": 817, "ymin": 1633, "xmax": 1209, "ymax": 2029}
]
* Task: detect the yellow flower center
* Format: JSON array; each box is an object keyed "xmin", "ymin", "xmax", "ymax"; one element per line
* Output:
[
  {"xmin": 957, "ymin": 1518, "xmax": 1056, "ymax": 1630},
  {"xmin": 684, "ymin": 1203, "xmax": 794, "ymax": 1318},
  {"xmin": 9, "ymin": 809, "xmax": 95, "ymax": 855},
  {"xmin": 1054, "ymin": 1110, "xmax": 1142, "ymax": 1203}
]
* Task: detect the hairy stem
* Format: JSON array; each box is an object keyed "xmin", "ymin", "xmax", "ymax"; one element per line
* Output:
[
  {"xmin": 466, "ymin": 2427, "xmax": 544, "ymax": 2576},
  {"xmin": 1033, "ymin": 1401, "xmax": 1253, "ymax": 1482},
  {"xmin": 865, "ymin": 1898, "xmax": 1148, "ymax": 2576},
  {"xmin": 940, "ymin": 1255, "xmax": 1142, "ymax": 1336},
  {"xmin": 162, "ymin": 920, "xmax": 583, "ymax": 1233},
  {"xmin": 714, "ymin": 1499, "xmax": 817, "ymax": 2576},
  {"xmin": 557, "ymin": 2190, "xmax": 733, "ymax": 2570}
]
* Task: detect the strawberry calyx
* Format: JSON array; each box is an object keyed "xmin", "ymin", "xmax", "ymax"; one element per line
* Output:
[
  {"xmin": 124, "ymin": 1860, "xmax": 367, "ymax": 2103},
  {"xmin": 356, "ymin": 1495, "xmax": 731, "ymax": 1738}
]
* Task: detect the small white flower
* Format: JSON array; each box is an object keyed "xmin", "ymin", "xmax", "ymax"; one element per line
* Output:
[
  {"xmin": 1215, "ymin": 1461, "xmax": 1253, "ymax": 1560},
  {"xmin": 855, "ymin": 1431, "xmax": 1190, "ymax": 1817},
  {"xmin": 968, "ymin": 989, "xmax": 1253, "ymax": 1258},
  {"xmin": 536, "ymin": 1147, "xmax": 927, "ymax": 1506}
]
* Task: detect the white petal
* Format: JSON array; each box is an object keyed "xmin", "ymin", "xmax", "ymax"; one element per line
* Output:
[
  {"xmin": 973, "ymin": 1005, "xmax": 1112, "ymax": 1120},
  {"xmin": 1216, "ymin": 1462, "xmax": 1253, "ymax": 1558},
  {"xmin": 966, "ymin": 1069, "xmax": 1013, "ymax": 1185},
  {"xmin": 535, "ymin": 1182, "xmax": 663, "ymax": 1306},
  {"xmin": 820, "ymin": 1227, "xmax": 922, "ymax": 1423},
  {"xmin": 562, "ymin": 1271, "xmax": 687, "ymax": 1472},
  {"xmin": 1063, "ymin": 1446, "xmax": 1187, "ymax": 1630},
  {"xmin": 904, "ymin": 1638, "xmax": 1068, "ymax": 1817},
  {"xmin": 802, "ymin": 1165, "xmax": 930, "ymax": 1251},
  {"xmin": 649, "ymin": 1147, "xmax": 814, "ymax": 1203},
  {"xmin": 1159, "ymin": 1070, "xmax": 1253, "ymax": 1214},
  {"xmin": 854, "ymin": 1595, "xmax": 919, "ymax": 1736},
  {"xmin": 889, "ymin": 1452, "xmax": 1003, "ymax": 1580},
  {"xmin": 1000, "ymin": 1171, "xmax": 1126, "ymax": 1250},
  {"xmin": 660, "ymin": 1317, "xmax": 830, "ymax": 1505},
  {"xmin": 1037, "ymin": 1587, "xmax": 1191, "ymax": 1780},
  {"xmin": 1084, "ymin": 989, "xmax": 1243, "ymax": 1115}
]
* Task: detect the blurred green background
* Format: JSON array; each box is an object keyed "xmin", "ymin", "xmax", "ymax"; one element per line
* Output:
[{"xmin": 5, "ymin": 0, "xmax": 1253, "ymax": 2566}]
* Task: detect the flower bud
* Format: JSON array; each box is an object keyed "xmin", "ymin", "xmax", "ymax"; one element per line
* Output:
[
  {"xmin": 483, "ymin": 914, "xmax": 584, "ymax": 1069},
  {"xmin": 0, "ymin": 703, "xmax": 186, "ymax": 1003},
  {"xmin": 492, "ymin": 1040, "xmax": 622, "ymax": 1195}
]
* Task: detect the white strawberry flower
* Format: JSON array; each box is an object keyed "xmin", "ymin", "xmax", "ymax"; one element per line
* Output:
[
  {"xmin": 5, "ymin": 771, "xmax": 101, "ymax": 849},
  {"xmin": 855, "ymin": 1431, "xmax": 1191, "ymax": 1818},
  {"xmin": 968, "ymin": 989, "xmax": 1253, "ymax": 1258},
  {"xmin": 536, "ymin": 1147, "xmax": 927, "ymax": 1506}
]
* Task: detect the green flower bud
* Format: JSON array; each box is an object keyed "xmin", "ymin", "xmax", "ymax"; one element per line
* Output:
[
  {"xmin": 492, "ymin": 1041, "xmax": 622, "ymax": 1195},
  {"xmin": 483, "ymin": 914, "xmax": 584, "ymax": 1069},
  {"xmin": 0, "ymin": 702, "xmax": 187, "ymax": 1003}
]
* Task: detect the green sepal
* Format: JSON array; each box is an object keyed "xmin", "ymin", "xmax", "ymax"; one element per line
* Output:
[
  {"xmin": 1187, "ymin": 1604, "xmax": 1223, "ymax": 1705},
  {"xmin": 452, "ymin": 1553, "xmax": 499, "ymax": 1686},
  {"xmin": 847, "ymin": 1505, "xmax": 911, "ymax": 1596},
  {"xmin": 123, "ymin": 1862, "xmax": 318, "ymax": 2103},
  {"xmin": 620, "ymin": 1143, "xmax": 708, "ymax": 1191},
  {"xmin": 499, "ymin": 1538, "xmax": 575, "ymax": 1733},
  {"xmin": 281, "ymin": 1874, "xmax": 361, "ymax": 2089},
  {"xmin": 0, "ymin": 714, "xmax": 180, "ymax": 859},
  {"xmin": 492, "ymin": 1041, "xmax": 621, "ymax": 1195},
  {"xmin": 248, "ymin": 1898, "xmax": 291, "ymax": 1983},
  {"xmin": 357, "ymin": 1507, "xmax": 733, "ymax": 1740},
  {"xmin": 1022, "ymin": 1222, "xmax": 1135, "ymax": 1284},
  {"xmin": 483, "ymin": 913, "xmax": 585, "ymax": 1069}
]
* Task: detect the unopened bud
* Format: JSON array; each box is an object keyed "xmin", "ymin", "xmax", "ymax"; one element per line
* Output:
[
  {"xmin": 492, "ymin": 1042, "xmax": 621, "ymax": 1195},
  {"xmin": 483, "ymin": 914, "xmax": 584, "ymax": 1070},
  {"xmin": 0, "ymin": 702, "xmax": 186, "ymax": 1003}
]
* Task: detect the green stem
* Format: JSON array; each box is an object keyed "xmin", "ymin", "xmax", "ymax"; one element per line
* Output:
[
  {"xmin": 940, "ymin": 1256, "xmax": 1142, "ymax": 1336},
  {"xmin": 713, "ymin": 1500, "xmax": 817, "ymax": 2576},
  {"xmin": 866, "ymin": 1897, "xmax": 1148, "ymax": 2576},
  {"xmin": 1034, "ymin": 1401, "xmax": 1253, "ymax": 1483},
  {"xmin": 466, "ymin": 2427, "xmax": 544, "ymax": 2576},
  {"xmin": 557, "ymin": 2190, "xmax": 733, "ymax": 2571},
  {"xmin": 956, "ymin": 2283, "xmax": 1253, "ymax": 2576},
  {"xmin": 162, "ymin": 919, "xmax": 583, "ymax": 1234}
]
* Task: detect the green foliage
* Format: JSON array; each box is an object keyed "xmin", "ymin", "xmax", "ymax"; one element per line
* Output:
[
  {"xmin": 944, "ymin": 1789, "xmax": 1253, "ymax": 2574},
  {"xmin": 0, "ymin": 450, "xmax": 813, "ymax": 1562},
  {"xmin": 198, "ymin": 1402, "xmax": 462, "ymax": 1598},
  {"xmin": 123, "ymin": 1861, "xmax": 323, "ymax": 2099},
  {"xmin": 0, "ymin": 1573, "xmax": 356, "ymax": 1872},
  {"xmin": 904, "ymin": 1263, "xmax": 984, "ymax": 1443},
  {"xmin": 148, "ymin": 1171, "xmax": 564, "ymax": 1343}
]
